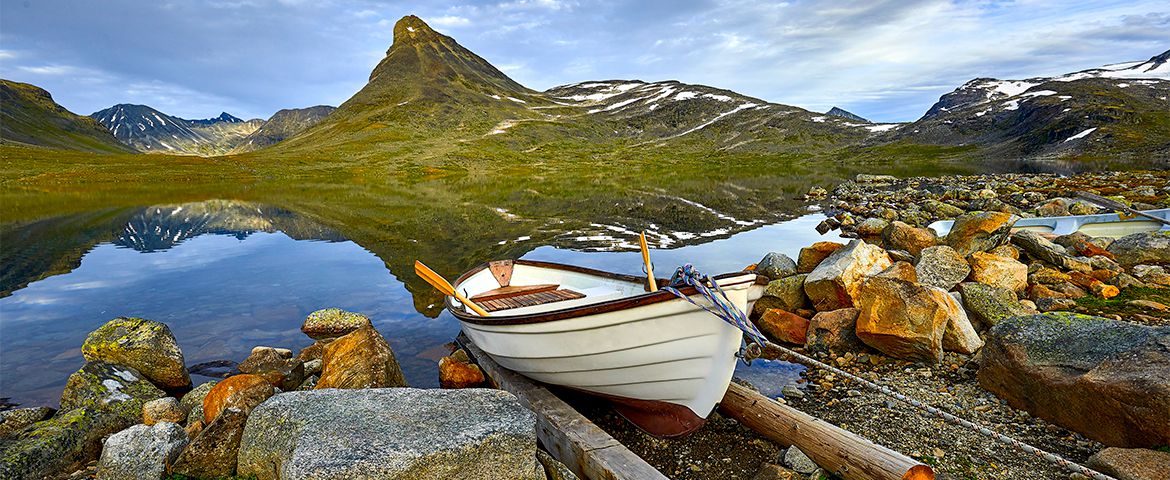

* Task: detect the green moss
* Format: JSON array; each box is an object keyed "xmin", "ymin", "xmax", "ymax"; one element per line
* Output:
[{"xmin": 1075, "ymin": 287, "xmax": 1170, "ymax": 318}]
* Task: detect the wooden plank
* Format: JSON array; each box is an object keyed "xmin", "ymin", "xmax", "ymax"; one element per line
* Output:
[
  {"xmin": 719, "ymin": 382, "xmax": 934, "ymax": 480},
  {"xmin": 459, "ymin": 333, "xmax": 669, "ymax": 480},
  {"xmin": 471, "ymin": 283, "xmax": 560, "ymax": 302},
  {"xmin": 480, "ymin": 288, "xmax": 587, "ymax": 312}
]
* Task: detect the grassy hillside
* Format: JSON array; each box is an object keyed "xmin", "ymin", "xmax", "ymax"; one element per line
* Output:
[{"xmin": 0, "ymin": 80, "xmax": 135, "ymax": 153}]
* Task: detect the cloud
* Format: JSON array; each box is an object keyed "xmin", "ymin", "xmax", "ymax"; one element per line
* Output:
[{"xmin": 430, "ymin": 15, "xmax": 472, "ymax": 27}]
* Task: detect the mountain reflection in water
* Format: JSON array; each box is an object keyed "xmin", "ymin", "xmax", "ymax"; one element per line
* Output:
[{"xmin": 0, "ymin": 199, "xmax": 837, "ymax": 408}]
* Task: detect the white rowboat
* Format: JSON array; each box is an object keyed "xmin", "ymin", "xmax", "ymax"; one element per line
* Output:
[
  {"xmin": 448, "ymin": 259, "xmax": 759, "ymax": 437},
  {"xmin": 927, "ymin": 208, "xmax": 1170, "ymax": 238}
]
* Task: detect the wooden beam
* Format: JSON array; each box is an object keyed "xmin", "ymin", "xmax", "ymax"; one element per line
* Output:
[
  {"xmin": 720, "ymin": 382, "xmax": 934, "ymax": 480},
  {"xmin": 458, "ymin": 334, "xmax": 669, "ymax": 480}
]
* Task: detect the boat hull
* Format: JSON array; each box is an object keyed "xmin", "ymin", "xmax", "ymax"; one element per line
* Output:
[{"xmin": 452, "ymin": 261, "xmax": 754, "ymax": 436}]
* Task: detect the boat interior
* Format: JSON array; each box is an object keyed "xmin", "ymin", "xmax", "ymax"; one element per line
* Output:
[{"xmin": 455, "ymin": 260, "xmax": 653, "ymax": 316}]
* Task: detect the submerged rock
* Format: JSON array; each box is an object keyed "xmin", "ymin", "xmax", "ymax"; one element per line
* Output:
[
  {"xmin": 316, "ymin": 325, "xmax": 407, "ymax": 389},
  {"xmin": 302, "ymin": 308, "xmax": 373, "ymax": 340},
  {"xmin": 978, "ymin": 313, "xmax": 1170, "ymax": 447},
  {"xmin": 81, "ymin": 317, "xmax": 190, "ymax": 390},
  {"xmin": 95, "ymin": 422, "xmax": 188, "ymax": 480},
  {"xmin": 804, "ymin": 240, "xmax": 892, "ymax": 311},
  {"xmin": 236, "ymin": 388, "xmax": 540, "ymax": 480}
]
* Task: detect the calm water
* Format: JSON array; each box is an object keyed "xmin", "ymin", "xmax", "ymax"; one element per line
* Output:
[{"xmin": 0, "ymin": 202, "xmax": 840, "ymax": 407}]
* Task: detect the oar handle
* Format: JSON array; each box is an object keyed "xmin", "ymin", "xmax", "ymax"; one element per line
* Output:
[{"xmin": 639, "ymin": 231, "xmax": 657, "ymax": 291}]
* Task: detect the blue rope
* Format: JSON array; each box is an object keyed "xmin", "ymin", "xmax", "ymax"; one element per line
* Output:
[{"xmin": 661, "ymin": 264, "xmax": 767, "ymax": 361}]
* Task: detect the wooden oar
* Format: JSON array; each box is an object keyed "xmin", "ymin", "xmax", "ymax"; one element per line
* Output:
[
  {"xmin": 639, "ymin": 231, "xmax": 657, "ymax": 291},
  {"xmin": 1076, "ymin": 191, "xmax": 1170, "ymax": 226},
  {"xmin": 414, "ymin": 261, "xmax": 490, "ymax": 316}
]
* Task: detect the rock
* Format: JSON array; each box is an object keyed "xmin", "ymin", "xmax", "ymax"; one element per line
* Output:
[
  {"xmin": 855, "ymin": 276, "xmax": 951, "ymax": 363},
  {"xmin": 752, "ymin": 463, "xmax": 796, "ymax": 480},
  {"xmin": 1129, "ymin": 300, "xmax": 1169, "ymax": 312},
  {"xmin": 1036, "ymin": 297, "xmax": 1077, "ymax": 312},
  {"xmin": 252, "ymin": 345, "xmax": 293, "ymax": 358},
  {"xmin": 179, "ymin": 381, "xmax": 216, "ymax": 427},
  {"xmin": 1027, "ymin": 283, "xmax": 1067, "ymax": 301},
  {"xmin": 316, "ymin": 325, "xmax": 408, "ymax": 389},
  {"xmin": 1053, "ymin": 281, "xmax": 1089, "ymax": 299},
  {"xmin": 1030, "ymin": 267, "xmax": 1071, "ymax": 285},
  {"xmin": 756, "ymin": 252, "xmax": 798, "ymax": 280},
  {"xmin": 881, "ymin": 221, "xmax": 937, "ymax": 256},
  {"xmin": 856, "ymin": 217, "xmax": 889, "ymax": 237},
  {"xmin": 95, "ymin": 422, "xmax": 188, "ymax": 480},
  {"xmin": 804, "ymin": 240, "xmax": 892, "ymax": 311},
  {"xmin": 0, "ymin": 407, "xmax": 127, "ymax": 479},
  {"xmin": 1133, "ymin": 265, "xmax": 1170, "ymax": 287},
  {"xmin": 942, "ymin": 297, "xmax": 984, "ymax": 354},
  {"xmin": 989, "ymin": 244, "xmax": 1019, "ymax": 260},
  {"xmin": 537, "ymin": 448, "xmax": 580, "ymax": 480},
  {"xmin": 202, "ymin": 374, "xmax": 274, "ymax": 424},
  {"xmin": 81, "ymin": 317, "xmax": 190, "ymax": 390},
  {"xmin": 796, "ymin": 241, "xmax": 844, "ymax": 274},
  {"xmin": 1110, "ymin": 273, "xmax": 1148, "ymax": 290},
  {"xmin": 957, "ymin": 282, "xmax": 1034, "ymax": 328},
  {"xmin": 945, "ymin": 211, "xmax": 1018, "ymax": 256},
  {"xmin": 781, "ymin": 446, "xmax": 818, "ymax": 474},
  {"xmin": 438, "ymin": 351, "xmax": 487, "ymax": 389},
  {"xmin": 758, "ymin": 309, "xmax": 810, "ymax": 345},
  {"xmin": 142, "ymin": 397, "xmax": 186, "ymax": 426},
  {"xmin": 886, "ymin": 249, "xmax": 915, "ymax": 263},
  {"xmin": 171, "ymin": 407, "xmax": 247, "ymax": 478},
  {"xmin": 875, "ymin": 261, "xmax": 917, "ymax": 282},
  {"xmin": 854, "ymin": 173, "xmax": 898, "ymax": 183},
  {"xmin": 1068, "ymin": 271, "xmax": 1120, "ymax": 299},
  {"xmin": 238, "ymin": 347, "xmax": 306, "ymax": 390},
  {"xmin": 978, "ymin": 313, "xmax": 1170, "ymax": 447},
  {"xmin": 923, "ymin": 199, "xmax": 965, "ymax": 218},
  {"xmin": 0, "ymin": 407, "xmax": 54, "ymax": 437},
  {"xmin": 303, "ymin": 358, "xmax": 322, "ymax": 376},
  {"xmin": 237, "ymin": 388, "xmax": 540, "ymax": 480},
  {"xmin": 915, "ymin": 245, "xmax": 970, "ymax": 291},
  {"xmin": 1036, "ymin": 198, "xmax": 1070, "ymax": 217},
  {"xmin": 760, "ymin": 274, "xmax": 809, "ymax": 312},
  {"xmin": 805, "ymin": 308, "xmax": 865, "ymax": 354},
  {"xmin": 967, "ymin": 252, "xmax": 1028, "ymax": 293},
  {"xmin": 1011, "ymin": 230, "xmax": 1091, "ymax": 273},
  {"xmin": 60, "ymin": 361, "xmax": 165, "ymax": 421},
  {"xmin": 1056, "ymin": 232, "xmax": 1115, "ymax": 259},
  {"xmin": 296, "ymin": 340, "xmax": 329, "ymax": 363},
  {"xmin": 1087, "ymin": 447, "xmax": 1170, "ymax": 480},
  {"xmin": 301, "ymin": 308, "xmax": 373, "ymax": 340}
]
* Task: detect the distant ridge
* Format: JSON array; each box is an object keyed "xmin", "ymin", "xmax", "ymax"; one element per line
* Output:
[
  {"xmin": 826, "ymin": 107, "xmax": 869, "ymax": 123},
  {"xmin": 230, "ymin": 105, "xmax": 335, "ymax": 153},
  {"xmin": 90, "ymin": 104, "xmax": 261, "ymax": 155}
]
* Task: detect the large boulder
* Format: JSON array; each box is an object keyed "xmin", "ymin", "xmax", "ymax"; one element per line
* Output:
[
  {"xmin": 757, "ymin": 309, "xmax": 810, "ymax": 345},
  {"xmin": 180, "ymin": 380, "xmax": 216, "ymax": 427},
  {"xmin": 854, "ymin": 276, "xmax": 951, "ymax": 363},
  {"xmin": 804, "ymin": 240, "xmax": 892, "ymax": 311},
  {"xmin": 967, "ymin": 251, "xmax": 1027, "ymax": 293},
  {"xmin": 941, "ymin": 297, "xmax": 983, "ymax": 354},
  {"xmin": 957, "ymin": 282, "xmax": 1034, "ymax": 329},
  {"xmin": 1087, "ymin": 447, "xmax": 1170, "ymax": 480},
  {"xmin": 881, "ymin": 221, "xmax": 937, "ymax": 256},
  {"xmin": 60, "ymin": 361, "xmax": 165, "ymax": 422},
  {"xmin": 1107, "ymin": 232, "xmax": 1170, "ymax": 266},
  {"xmin": 236, "ymin": 388, "xmax": 540, "ymax": 480},
  {"xmin": 1011, "ymin": 230, "xmax": 1091, "ymax": 273},
  {"xmin": 755, "ymin": 252, "xmax": 798, "ymax": 280},
  {"xmin": 203, "ymin": 374, "xmax": 274, "ymax": 424},
  {"xmin": 301, "ymin": 308, "xmax": 373, "ymax": 340},
  {"xmin": 805, "ymin": 308, "xmax": 865, "ymax": 354},
  {"xmin": 759, "ymin": 274, "xmax": 809, "ymax": 312},
  {"xmin": 81, "ymin": 317, "xmax": 190, "ymax": 390},
  {"xmin": 914, "ymin": 245, "xmax": 970, "ymax": 291},
  {"xmin": 978, "ymin": 313, "xmax": 1170, "ymax": 447},
  {"xmin": 0, "ymin": 407, "xmax": 55, "ymax": 437},
  {"xmin": 945, "ymin": 211, "xmax": 1017, "ymax": 256},
  {"xmin": 316, "ymin": 325, "xmax": 407, "ymax": 389},
  {"xmin": 796, "ymin": 241, "xmax": 844, "ymax": 274},
  {"xmin": 95, "ymin": 422, "xmax": 188, "ymax": 480},
  {"xmin": 172, "ymin": 407, "xmax": 248, "ymax": 478},
  {"xmin": 0, "ymin": 407, "xmax": 127, "ymax": 479}
]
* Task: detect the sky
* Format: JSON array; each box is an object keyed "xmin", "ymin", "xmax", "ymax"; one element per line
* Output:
[{"xmin": 1, "ymin": 1, "xmax": 1167, "ymax": 123}]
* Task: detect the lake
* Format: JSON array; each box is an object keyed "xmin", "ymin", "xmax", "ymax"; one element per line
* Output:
[{"xmin": 0, "ymin": 199, "xmax": 841, "ymax": 407}]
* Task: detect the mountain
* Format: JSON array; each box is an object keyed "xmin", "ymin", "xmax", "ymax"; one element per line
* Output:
[
  {"xmin": 0, "ymin": 79, "xmax": 135, "ymax": 153},
  {"xmin": 90, "ymin": 104, "xmax": 262, "ymax": 155},
  {"xmin": 899, "ymin": 50, "xmax": 1170, "ymax": 161},
  {"xmin": 230, "ymin": 105, "xmax": 335, "ymax": 153},
  {"xmin": 826, "ymin": 107, "xmax": 868, "ymax": 123}
]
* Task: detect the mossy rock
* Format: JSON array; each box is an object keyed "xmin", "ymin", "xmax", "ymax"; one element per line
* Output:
[
  {"xmin": 301, "ymin": 308, "xmax": 372, "ymax": 340},
  {"xmin": 82, "ymin": 317, "xmax": 191, "ymax": 390},
  {"xmin": 60, "ymin": 361, "xmax": 165, "ymax": 420},
  {"xmin": 0, "ymin": 407, "xmax": 124, "ymax": 479}
]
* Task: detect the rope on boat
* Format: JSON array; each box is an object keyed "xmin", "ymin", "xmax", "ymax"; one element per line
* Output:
[{"xmin": 662, "ymin": 265, "xmax": 1118, "ymax": 480}]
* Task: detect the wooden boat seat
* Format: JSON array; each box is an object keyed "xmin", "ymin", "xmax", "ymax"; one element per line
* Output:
[{"xmin": 471, "ymin": 284, "xmax": 587, "ymax": 312}]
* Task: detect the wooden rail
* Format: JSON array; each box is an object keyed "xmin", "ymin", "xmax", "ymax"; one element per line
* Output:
[
  {"xmin": 720, "ymin": 382, "xmax": 934, "ymax": 480},
  {"xmin": 458, "ymin": 334, "xmax": 669, "ymax": 480}
]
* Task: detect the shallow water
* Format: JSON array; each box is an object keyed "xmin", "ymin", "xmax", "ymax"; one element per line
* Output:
[{"xmin": 0, "ymin": 202, "xmax": 841, "ymax": 407}]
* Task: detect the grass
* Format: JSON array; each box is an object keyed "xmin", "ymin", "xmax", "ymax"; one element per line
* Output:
[{"xmin": 1075, "ymin": 287, "xmax": 1170, "ymax": 321}]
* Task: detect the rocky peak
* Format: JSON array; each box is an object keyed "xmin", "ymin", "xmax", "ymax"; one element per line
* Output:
[{"xmin": 391, "ymin": 15, "xmax": 440, "ymax": 49}]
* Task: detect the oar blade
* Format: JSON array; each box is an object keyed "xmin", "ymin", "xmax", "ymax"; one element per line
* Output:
[{"xmin": 414, "ymin": 260, "xmax": 455, "ymax": 296}]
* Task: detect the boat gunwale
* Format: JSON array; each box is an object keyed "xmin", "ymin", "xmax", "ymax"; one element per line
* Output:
[{"xmin": 448, "ymin": 259, "xmax": 758, "ymax": 326}]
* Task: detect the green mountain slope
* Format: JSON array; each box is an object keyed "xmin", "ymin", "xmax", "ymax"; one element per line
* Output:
[
  {"xmin": 230, "ymin": 105, "xmax": 335, "ymax": 153},
  {"xmin": 0, "ymin": 79, "xmax": 135, "ymax": 153}
]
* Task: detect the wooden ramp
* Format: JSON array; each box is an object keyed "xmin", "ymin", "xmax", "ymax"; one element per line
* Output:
[{"xmin": 458, "ymin": 333, "xmax": 668, "ymax": 480}]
